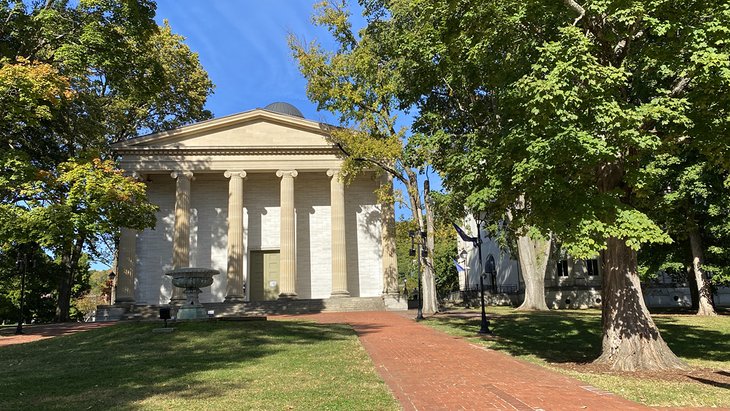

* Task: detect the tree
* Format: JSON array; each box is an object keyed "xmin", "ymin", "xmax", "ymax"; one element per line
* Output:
[
  {"xmin": 290, "ymin": 0, "xmax": 439, "ymax": 313},
  {"xmin": 0, "ymin": 1, "xmax": 213, "ymax": 321},
  {"xmin": 378, "ymin": 0, "xmax": 564, "ymax": 312},
  {"xmin": 0, "ymin": 243, "xmax": 59, "ymax": 323},
  {"xmin": 395, "ymin": 219, "xmax": 458, "ymax": 301},
  {"xmin": 357, "ymin": 0, "xmax": 729, "ymax": 371},
  {"xmin": 641, "ymin": 153, "xmax": 730, "ymax": 315},
  {"xmin": 0, "ymin": 159, "xmax": 159, "ymax": 320}
]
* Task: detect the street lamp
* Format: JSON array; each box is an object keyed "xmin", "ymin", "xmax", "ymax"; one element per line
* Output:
[
  {"xmin": 479, "ymin": 254, "xmax": 496, "ymax": 334},
  {"xmin": 471, "ymin": 210, "xmax": 493, "ymax": 335},
  {"xmin": 409, "ymin": 229, "xmax": 426, "ymax": 321},
  {"xmin": 15, "ymin": 250, "xmax": 28, "ymax": 335}
]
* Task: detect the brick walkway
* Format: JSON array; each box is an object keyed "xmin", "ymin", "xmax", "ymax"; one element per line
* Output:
[
  {"xmin": 0, "ymin": 322, "xmax": 115, "ymax": 347},
  {"xmin": 280, "ymin": 311, "xmax": 650, "ymax": 411}
]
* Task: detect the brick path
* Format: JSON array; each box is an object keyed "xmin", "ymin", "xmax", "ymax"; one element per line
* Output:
[
  {"xmin": 280, "ymin": 311, "xmax": 650, "ymax": 411},
  {"xmin": 0, "ymin": 322, "xmax": 115, "ymax": 347}
]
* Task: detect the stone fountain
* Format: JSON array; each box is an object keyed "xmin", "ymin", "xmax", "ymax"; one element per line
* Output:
[{"xmin": 165, "ymin": 267, "xmax": 220, "ymax": 320}]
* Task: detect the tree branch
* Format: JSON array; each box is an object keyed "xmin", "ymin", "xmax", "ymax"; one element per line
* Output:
[
  {"xmin": 563, "ymin": 0, "xmax": 586, "ymax": 25},
  {"xmin": 333, "ymin": 141, "xmax": 409, "ymax": 186},
  {"xmin": 670, "ymin": 77, "xmax": 691, "ymax": 97}
]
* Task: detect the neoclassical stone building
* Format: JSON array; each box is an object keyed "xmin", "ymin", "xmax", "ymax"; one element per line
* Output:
[{"xmin": 111, "ymin": 103, "xmax": 403, "ymax": 313}]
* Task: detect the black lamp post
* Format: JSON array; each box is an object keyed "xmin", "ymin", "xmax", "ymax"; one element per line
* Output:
[
  {"xmin": 15, "ymin": 250, "xmax": 28, "ymax": 335},
  {"xmin": 409, "ymin": 230, "xmax": 425, "ymax": 321},
  {"xmin": 479, "ymin": 254, "xmax": 495, "ymax": 334},
  {"xmin": 472, "ymin": 210, "xmax": 493, "ymax": 335}
]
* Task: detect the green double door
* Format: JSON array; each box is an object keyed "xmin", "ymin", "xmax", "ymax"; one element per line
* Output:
[{"xmin": 249, "ymin": 251, "xmax": 280, "ymax": 301}]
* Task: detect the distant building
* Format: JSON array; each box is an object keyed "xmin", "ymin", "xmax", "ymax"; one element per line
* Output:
[{"xmin": 456, "ymin": 215, "xmax": 729, "ymax": 308}]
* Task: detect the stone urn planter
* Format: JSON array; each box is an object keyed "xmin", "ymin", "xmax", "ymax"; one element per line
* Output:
[{"xmin": 165, "ymin": 268, "xmax": 220, "ymax": 320}]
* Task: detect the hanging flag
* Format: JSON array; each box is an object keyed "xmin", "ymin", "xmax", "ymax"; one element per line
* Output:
[
  {"xmin": 453, "ymin": 259, "xmax": 465, "ymax": 272},
  {"xmin": 453, "ymin": 223, "xmax": 478, "ymax": 245}
]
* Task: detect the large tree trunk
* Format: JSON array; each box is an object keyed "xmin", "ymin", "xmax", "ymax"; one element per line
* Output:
[
  {"xmin": 422, "ymin": 180, "xmax": 437, "ymax": 314},
  {"xmin": 515, "ymin": 234, "xmax": 551, "ymax": 311},
  {"xmin": 595, "ymin": 237, "xmax": 687, "ymax": 371},
  {"xmin": 55, "ymin": 236, "xmax": 85, "ymax": 322},
  {"xmin": 56, "ymin": 272, "xmax": 73, "ymax": 322},
  {"xmin": 687, "ymin": 264, "xmax": 700, "ymax": 311},
  {"xmin": 688, "ymin": 227, "xmax": 717, "ymax": 316},
  {"xmin": 56, "ymin": 252, "xmax": 75, "ymax": 322}
]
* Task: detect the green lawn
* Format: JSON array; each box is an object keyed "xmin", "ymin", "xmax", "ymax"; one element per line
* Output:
[
  {"xmin": 0, "ymin": 320, "xmax": 399, "ymax": 411},
  {"xmin": 426, "ymin": 307, "xmax": 730, "ymax": 408}
]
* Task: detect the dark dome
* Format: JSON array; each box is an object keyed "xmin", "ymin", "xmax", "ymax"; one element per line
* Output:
[{"xmin": 263, "ymin": 102, "xmax": 304, "ymax": 118}]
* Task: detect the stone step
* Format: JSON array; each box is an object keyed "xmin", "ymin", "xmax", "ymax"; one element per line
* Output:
[{"xmin": 96, "ymin": 297, "xmax": 388, "ymax": 321}]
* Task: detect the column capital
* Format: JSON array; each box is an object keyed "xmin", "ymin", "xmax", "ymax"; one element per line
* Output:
[
  {"xmin": 326, "ymin": 168, "xmax": 341, "ymax": 178},
  {"xmin": 170, "ymin": 171, "xmax": 194, "ymax": 180},
  {"xmin": 224, "ymin": 170, "xmax": 247, "ymax": 179},
  {"xmin": 276, "ymin": 170, "xmax": 298, "ymax": 178}
]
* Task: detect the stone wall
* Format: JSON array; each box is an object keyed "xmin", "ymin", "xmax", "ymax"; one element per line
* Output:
[{"xmin": 133, "ymin": 171, "xmax": 382, "ymax": 304}]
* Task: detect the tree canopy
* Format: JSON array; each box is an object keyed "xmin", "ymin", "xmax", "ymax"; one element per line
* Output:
[
  {"xmin": 0, "ymin": 0, "xmax": 214, "ymax": 321},
  {"xmin": 290, "ymin": 0, "xmax": 441, "ymax": 313},
  {"xmin": 330, "ymin": 0, "xmax": 729, "ymax": 371}
]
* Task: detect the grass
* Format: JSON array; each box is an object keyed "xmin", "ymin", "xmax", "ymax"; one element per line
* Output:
[
  {"xmin": 0, "ymin": 320, "xmax": 399, "ymax": 411},
  {"xmin": 426, "ymin": 307, "xmax": 730, "ymax": 408}
]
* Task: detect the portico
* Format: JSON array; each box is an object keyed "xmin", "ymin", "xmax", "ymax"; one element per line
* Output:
[{"xmin": 111, "ymin": 103, "xmax": 404, "ymax": 312}]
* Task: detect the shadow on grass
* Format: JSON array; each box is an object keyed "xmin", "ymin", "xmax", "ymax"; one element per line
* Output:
[
  {"xmin": 430, "ymin": 310, "xmax": 730, "ymax": 366},
  {"xmin": 429, "ymin": 311, "xmax": 602, "ymax": 363},
  {"xmin": 687, "ymin": 376, "xmax": 730, "ymax": 390},
  {"xmin": 0, "ymin": 320, "xmax": 354, "ymax": 410},
  {"xmin": 651, "ymin": 316, "xmax": 730, "ymax": 363}
]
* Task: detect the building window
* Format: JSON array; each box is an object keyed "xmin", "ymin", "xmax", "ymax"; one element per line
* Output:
[
  {"xmin": 586, "ymin": 259, "xmax": 599, "ymax": 276},
  {"xmin": 557, "ymin": 260, "xmax": 569, "ymax": 277}
]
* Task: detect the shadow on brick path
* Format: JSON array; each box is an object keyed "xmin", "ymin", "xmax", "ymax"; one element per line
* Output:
[{"xmin": 277, "ymin": 311, "xmax": 657, "ymax": 411}]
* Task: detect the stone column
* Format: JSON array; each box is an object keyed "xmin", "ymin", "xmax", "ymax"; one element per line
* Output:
[
  {"xmin": 224, "ymin": 170, "xmax": 247, "ymax": 302},
  {"xmin": 115, "ymin": 227, "xmax": 137, "ymax": 303},
  {"xmin": 170, "ymin": 171, "xmax": 193, "ymax": 302},
  {"xmin": 115, "ymin": 172, "xmax": 145, "ymax": 304},
  {"xmin": 276, "ymin": 170, "xmax": 298, "ymax": 298},
  {"xmin": 327, "ymin": 169, "xmax": 349, "ymax": 297}
]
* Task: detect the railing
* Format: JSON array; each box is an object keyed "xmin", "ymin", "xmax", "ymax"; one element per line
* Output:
[{"xmin": 463, "ymin": 284, "xmax": 521, "ymax": 295}]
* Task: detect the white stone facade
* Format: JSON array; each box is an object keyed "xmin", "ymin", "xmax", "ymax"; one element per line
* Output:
[{"xmin": 112, "ymin": 105, "xmax": 396, "ymax": 307}]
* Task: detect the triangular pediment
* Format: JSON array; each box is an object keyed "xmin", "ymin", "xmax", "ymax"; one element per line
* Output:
[{"xmin": 112, "ymin": 109, "xmax": 335, "ymax": 150}]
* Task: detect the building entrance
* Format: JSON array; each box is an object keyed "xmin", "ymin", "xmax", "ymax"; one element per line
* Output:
[{"xmin": 249, "ymin": 251, "xmax": 280, "ymax": 301}]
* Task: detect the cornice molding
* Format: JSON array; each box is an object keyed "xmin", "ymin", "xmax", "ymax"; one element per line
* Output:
[
  {"xmin": 113, "ymin": 146, "xmax": 341, "ymax": 157},
  {"xmin": 111, "ymin": 109, "xmax": 332, "ymax": 148}
]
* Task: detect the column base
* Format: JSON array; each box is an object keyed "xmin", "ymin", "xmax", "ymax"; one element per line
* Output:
[
  {"xmin": 383, "ymin": 293, "xmax": 408, "ymax": 311},
  {"xmin": 224, "ymin": 295, "xmax": 246, "ymax": 303},
  {"xmin": 278, "ymin": 292, "xmax": 298, "ymax": 300},
  {"xmin": 330, "ymin": 290, "xmax": 350, "ymax": 298},
  {"xmin": 114, "ymin": 297, "xmax": 136, "ymax": 304}
]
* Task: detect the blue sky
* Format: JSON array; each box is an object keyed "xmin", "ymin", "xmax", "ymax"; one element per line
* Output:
[{"xmin": 153, "ymin": 0, "xmax": 356, "ymax": 123}]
